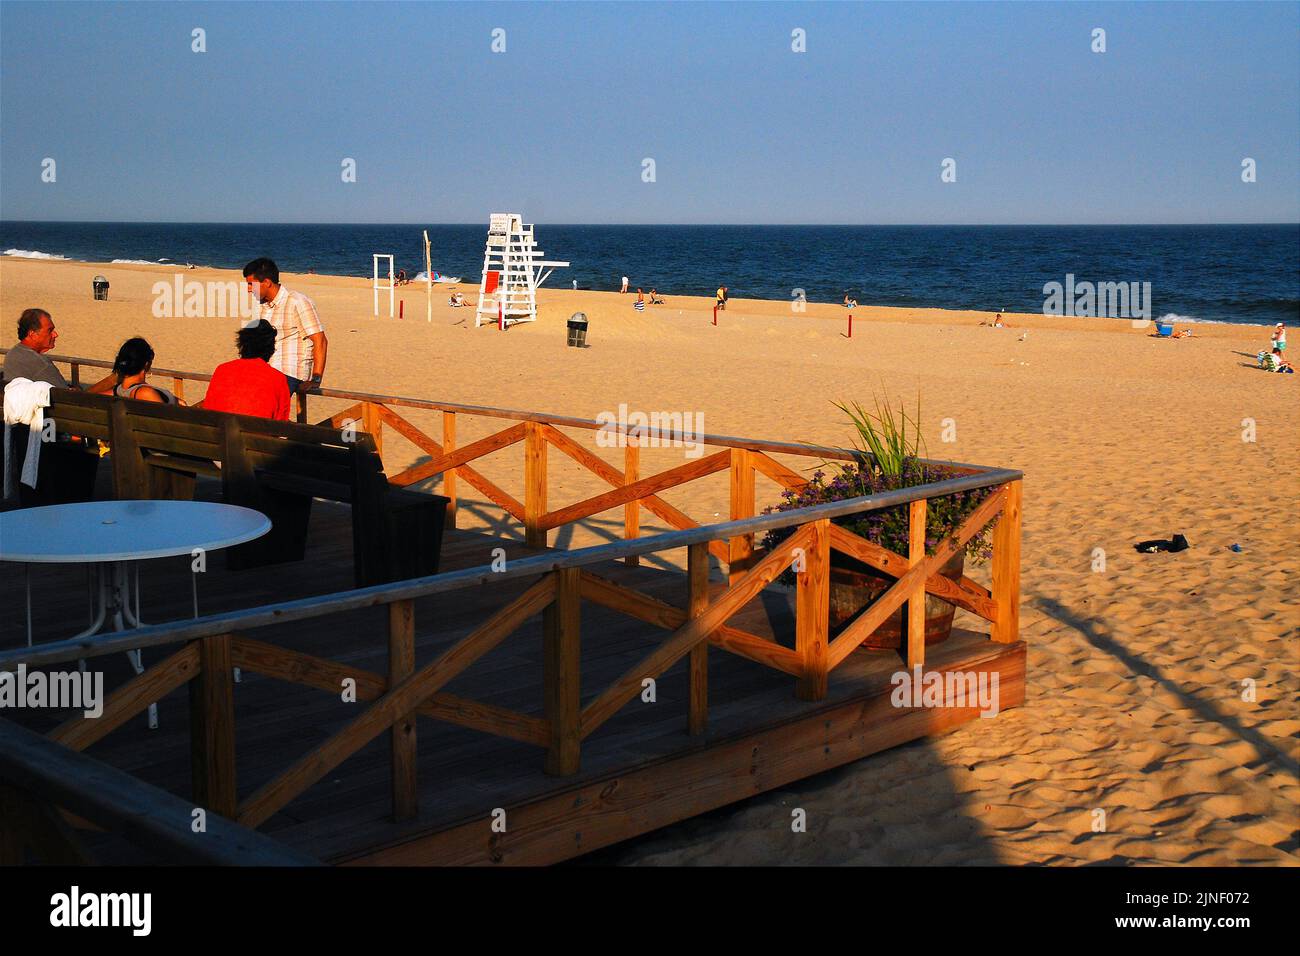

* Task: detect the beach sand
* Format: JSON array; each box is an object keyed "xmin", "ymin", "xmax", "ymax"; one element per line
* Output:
[{"xmin": 3, "ymin": 255, "xmax": 1297, "ymax": 866}]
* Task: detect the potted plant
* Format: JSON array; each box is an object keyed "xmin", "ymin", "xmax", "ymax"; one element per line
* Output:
[{"xmin": 761, "ymin": 396, "xmax": 996, "ymax": 650}]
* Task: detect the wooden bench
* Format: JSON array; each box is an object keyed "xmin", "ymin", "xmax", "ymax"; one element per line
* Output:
[{"xmin": 45, "ymin": 390, "xmax": 447, "ymax": 588}]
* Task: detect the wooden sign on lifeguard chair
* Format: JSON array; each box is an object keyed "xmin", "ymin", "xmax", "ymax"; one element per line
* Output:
[{"xmin": 475, "ymin": 213, "xmax": 568, "ymax": 328}]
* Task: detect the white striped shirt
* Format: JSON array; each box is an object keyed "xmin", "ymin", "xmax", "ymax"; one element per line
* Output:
[{"xmin": 259, "ymin": 286, "xmax": 324, "ymax": 381}]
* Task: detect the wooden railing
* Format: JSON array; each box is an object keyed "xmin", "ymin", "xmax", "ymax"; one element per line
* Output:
[
  {"xmin": 1, "ymin": 475, "xmax": 1021, "ymax": 833},
  {"xmin": 0, "ymin": 719, "xmax": 317, "ymax": 864},
  {"xmin": 11, "ymin": 349, "xmax": 999, "ymax": 560},
  {"xmin": 1, "ymin": 350, "xmax": 1023, "ymax": 842}
]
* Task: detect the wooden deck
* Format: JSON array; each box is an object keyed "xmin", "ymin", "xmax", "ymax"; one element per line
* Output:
[{"xmin": 2, "ymin": 482, "xmax": 1023, "ymax": 866}]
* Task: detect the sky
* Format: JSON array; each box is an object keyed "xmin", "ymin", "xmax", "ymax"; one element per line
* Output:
[{"xmin": 2, "ymin": 1, "xmax": 1298, "ymax": 225}]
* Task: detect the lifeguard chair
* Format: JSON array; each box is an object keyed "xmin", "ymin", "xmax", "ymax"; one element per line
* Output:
[{"xmin": 475, "ymin": 213, "xmax": 568, "ymax": 328}]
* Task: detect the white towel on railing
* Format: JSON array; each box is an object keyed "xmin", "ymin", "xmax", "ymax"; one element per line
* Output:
[{"xmin": 3, "ymin": 377, "xmax": 53, "ymax": 498}]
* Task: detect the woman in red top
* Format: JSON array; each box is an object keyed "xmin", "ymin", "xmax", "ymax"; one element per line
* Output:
[{"xmin": 198, "ymin": 320, "xmax": 291, "ymax": 420}]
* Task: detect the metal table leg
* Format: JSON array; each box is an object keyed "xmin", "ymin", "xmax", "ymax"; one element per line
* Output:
[{"xmin": 108, "ymin": 560, "xmax": 157, "ymax": 730}]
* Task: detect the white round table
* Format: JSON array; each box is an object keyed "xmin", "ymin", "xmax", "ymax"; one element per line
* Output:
[{"xmin": 0, "ymin": 500, "xmax": 271, "ymax": 728}]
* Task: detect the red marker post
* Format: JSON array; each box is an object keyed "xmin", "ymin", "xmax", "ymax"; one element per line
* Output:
[
  {"xmin": 712, "ymin": 305, "xmax": 717, "ymax": 326},
  {"xmin": 848, "ymin": 311, "xmax": 853, "ymax": 338},
  {"xmin": 498, "ymin": 300, "xmax": 504, "ymax": 331},
  {"xmin": 400, "ymin": 300, "xmax": 404, "ymax": 320}
]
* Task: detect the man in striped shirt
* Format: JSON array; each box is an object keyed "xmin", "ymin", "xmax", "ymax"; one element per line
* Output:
[{"xmin": 242, "ymin": 257, "xmax": 328, "ymax": 396}]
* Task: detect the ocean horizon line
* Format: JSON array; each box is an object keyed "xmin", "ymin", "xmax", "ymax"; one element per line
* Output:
[{"xmin": 3, "ymin": 219, "xmax": 1299, "ymax": 229}]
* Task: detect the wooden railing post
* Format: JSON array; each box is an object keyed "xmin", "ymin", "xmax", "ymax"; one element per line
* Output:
[
  {"xmin": 362, "ymin": 402, "xmax": 383, "ymax": 462},
  {"xmin": 544, "ymin": 568, "xmax": 581, "ymax": 775},
  {"xmin": 687, "ymin": 541, "xmax": 709, "ymax": 734},
  {"xmin": 190, "ymin": 634, "xmax": 237, "ymax": 818},
  {"xmin": 624, "ymin": 436, "xmax": 640, "ymax": 566},
  {"xmin": 172, "ymin": 376, "xmax": 185, "ymax": 404},
  {"xmin": 70, "ymin": 362, "xmax": 80, "ymax": 389},
  {"xmin": 795, "ymin": 518, "xmax": 830, "ymax": 701},
  {"xmin": 524, "ymin": 422, "xmax": 548, "ymax": 548},
  {"xmin": 991, "ymin": 480, "xmax": 1022, "ymax": 643},
  {"xmin": 388, "ymin": 599, "xmax": 417, "ymax": 821},
  {"xmin": 442, "ymin": 411, "xmax": 457, "ymax": 528},
  {"xmin": 728, "ymin": 448, "xmax": 755, "ymax": 584},
  {"xmin": 907, "ymin": 499, "xmax": 928, "ymax": 667}
]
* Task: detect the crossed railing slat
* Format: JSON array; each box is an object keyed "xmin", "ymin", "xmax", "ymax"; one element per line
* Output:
[
  {"xmin": 352, "ymin": 402, "xmax": 834, "ymax": 581},
  {"xmin": 24, "ymin": 380, "xmax": 1019, "ymax": 836},
  {"xmin": 35, "ymin": 478, "xmax": 1018, "ymax": 833}
]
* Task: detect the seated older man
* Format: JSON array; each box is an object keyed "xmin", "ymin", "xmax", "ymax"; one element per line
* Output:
[
  {"xmin": 2, "ymin": 308, "xmax": 115, "ymax": 391},
  {"xmin": 3, "ymin": 308, "xmax": 112, "ymax": 507}
]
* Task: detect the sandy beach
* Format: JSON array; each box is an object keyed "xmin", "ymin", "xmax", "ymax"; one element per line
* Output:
[{"xmin": 2, "ymin": 254, "xmax": 1296, "ymax": 866}]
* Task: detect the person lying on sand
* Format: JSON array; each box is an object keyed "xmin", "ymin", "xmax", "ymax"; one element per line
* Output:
[
  {"xmin": 448, "ymin": 292, "xmax": 468, "ymax": 307},
  {"xmin": 843, "ymin": 294, "xmax": 858, "ymax": 308},
  {"xmin": 649, "ymin": 289, "xmax": 665, "ymax": 304}
]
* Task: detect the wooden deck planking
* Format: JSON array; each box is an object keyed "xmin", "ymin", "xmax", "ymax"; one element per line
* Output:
[{"xmin": 1, "ymin": 485, "xmax": 1022, "ymax": 865}]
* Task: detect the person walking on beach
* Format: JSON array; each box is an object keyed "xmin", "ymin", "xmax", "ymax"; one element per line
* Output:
[
  {"xmin": 620, "ymin": 275, "xmax": 629, "ymax": 294},
  {"xmin": 242, "ymin": 258, "xmax": 328, "ymax": 396},
  {"xmin": 716, "ymin": 285, "xmax": 728, "ymax": 311},
  {"xmin": 1272, "ymin": 323, "xmax": 1287, "ymax": 354}
]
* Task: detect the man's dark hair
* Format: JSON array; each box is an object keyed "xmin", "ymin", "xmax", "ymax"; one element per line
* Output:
[
  {"xmin": 17, "ymin": 308, "xmax": 50, "ymax": 342},
  {"xmin": 242, "ymin": 257, "xmax": 280, "ymax": 284},
  {"xmin": 237, "ymin": 319, "xmax": 278, "ymax": 361}
]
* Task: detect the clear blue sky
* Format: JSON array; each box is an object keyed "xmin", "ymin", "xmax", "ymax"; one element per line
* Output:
[{"xmin": 2, "ymin": 1, "xmax": 1297, "ymax": 224}]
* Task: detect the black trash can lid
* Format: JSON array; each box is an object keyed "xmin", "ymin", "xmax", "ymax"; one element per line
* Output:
[
  {"xmin": 93, "ymin": 275, "xmax": 108, "ymax": 284},
  {"xmin": 567, "ymin": 311, "xmax": 588, "ymax": 327}
]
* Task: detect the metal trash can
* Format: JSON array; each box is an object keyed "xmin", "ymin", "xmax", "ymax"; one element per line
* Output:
[
  {"xmin": 92, "ymin": 275, "xmax": 110, "ymax": 301},
  {"xmin": 566, "ymin": 312, "xmax": 588, "ymax": 348}
]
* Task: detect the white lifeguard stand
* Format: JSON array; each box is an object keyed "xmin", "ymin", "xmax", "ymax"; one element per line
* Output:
[
  {"xmin": 474, "ymin": 213, "xmax": 568, "ymax": 328},
  {"xmin": 373, "ymin": 253, "xmax": 394, "ymax": 317}
]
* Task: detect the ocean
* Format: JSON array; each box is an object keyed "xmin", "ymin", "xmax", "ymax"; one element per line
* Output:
[{"xmin": 3, "ymin": 222, "xmax": 1296, "ymax": 326}]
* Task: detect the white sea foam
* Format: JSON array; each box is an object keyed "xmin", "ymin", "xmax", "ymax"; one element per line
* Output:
[
  {"xmin": 3, "ymin": 248, "xmax": 69, "ymax": 260},
  {"xmin": 111, "ymin": 258, "xmax": 163, "ymax": 265},
  {"xmin": 1158, "ymin": 312, "xmax": 1227, "ymax": 326}
]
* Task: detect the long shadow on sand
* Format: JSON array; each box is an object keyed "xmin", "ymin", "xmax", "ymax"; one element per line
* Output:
[{"xmin": 1032, "ymin": 595, "xmax": 1298, "ymax": 780}]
